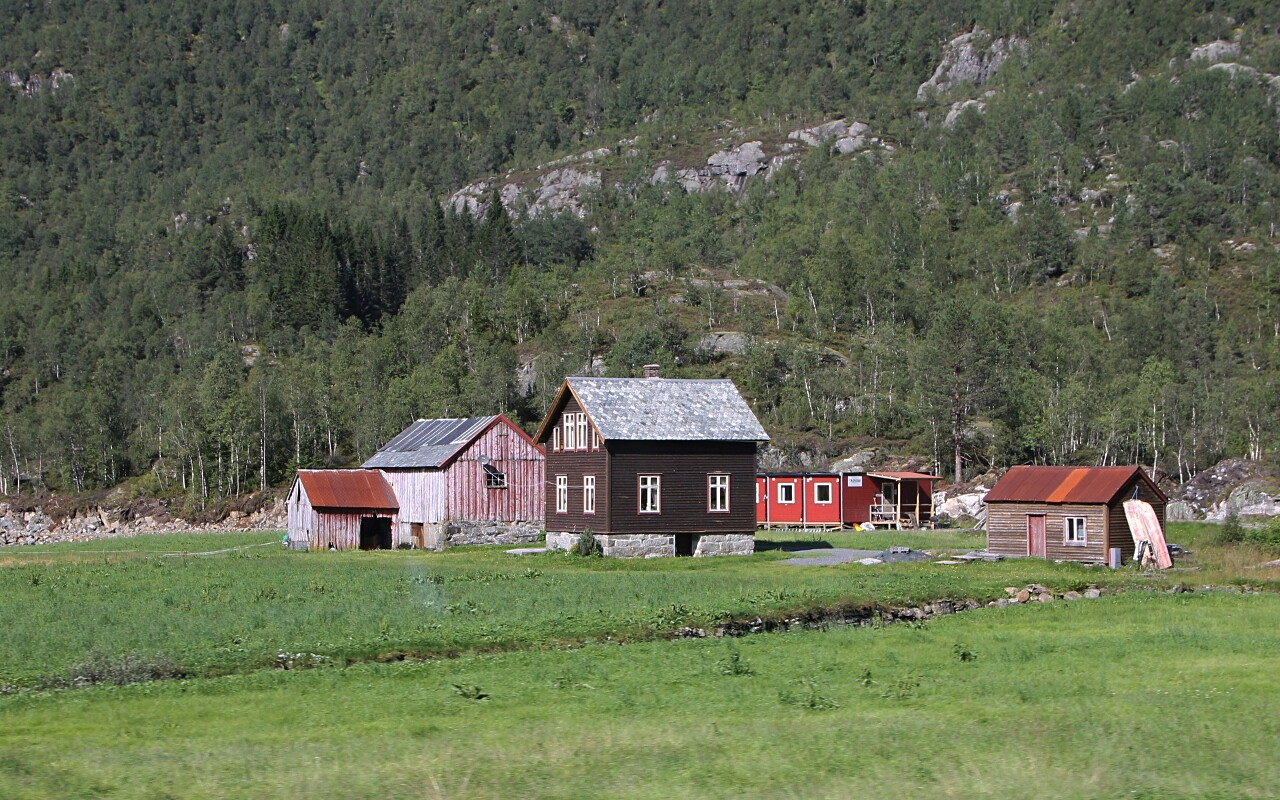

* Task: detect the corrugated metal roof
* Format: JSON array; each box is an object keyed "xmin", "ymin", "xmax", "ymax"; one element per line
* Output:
[
  {"xmin": 869, "ymin": 471, "xmax": 940, "ymax": 481},
  {"xmin": 984, "ymin": 465, "xmax": 1164, "ymax": 504},
  {"xmin": 297, "ymin": 470, "xmax": 399, "ymax": 510},
  {"xmin": 565, "ymin": 377, "xmax": 769, "ymax": 442},
  {"xmin": 362, "ymin": 416, "xmax": 497, "ymax": 469}
]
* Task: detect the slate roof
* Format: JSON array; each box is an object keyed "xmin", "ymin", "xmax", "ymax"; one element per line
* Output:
[
  {"xmin": 984, "ymin": 465, "xmax": 1167, "ymax": 504},
  {"xmin": 297, "ymin": 470, "xmax": 398, "ymax": 510},
  {"xmin": 362, "ymin": 416, "xmax": 497, "ymax": 469},
  {"xmin": 562, "ymin": 377, "xmax": 769, "ymax": 442}
]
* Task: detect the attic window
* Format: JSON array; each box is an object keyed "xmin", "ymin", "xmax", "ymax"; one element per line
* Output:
[{"xmin": 482, "ymin": 463, "xmax": 507, "ymax": 489}]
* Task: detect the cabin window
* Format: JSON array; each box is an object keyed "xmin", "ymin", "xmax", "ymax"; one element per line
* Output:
[
  {"xmin": 777, "ymin": 482, "xmax": 796, "ymax": 504},
  {"xmin": 708, "ymin": 474, "xmax": 730, "ymax": 513},
  {"xmin": 639, "ymin": 475, "xmax": 661, "ymax": 514},
  {"xmin": 583, "ymin": 475, "xmax": 596, "ymax": 514},
  {"xmin": 814, "ymin": 483, "xmax": 833, "ymax": 504},
  {"xmin": 555, "ymin": 475, "xmax": 568, "ymax": 514},
  {"xmin": 576, "ymin": 414, "xmax": 588, "ymax": 450},
  {"xmin": 552, "ymin": 427, "xmax": 560, "ymax": 451},
  {"xmin": 1064, "ymin": 516, "xmax": 1087, "ymax": 545}
]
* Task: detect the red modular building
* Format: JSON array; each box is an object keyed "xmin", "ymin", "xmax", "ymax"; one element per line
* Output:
[{"xmin": 757, "ymin": 471, "xmax": 938, "ymax": 530}]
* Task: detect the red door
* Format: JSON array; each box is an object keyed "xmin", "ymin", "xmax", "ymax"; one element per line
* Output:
[{"xmin": 1027, "ymin": 515, "xmax": 1047, "ymax": 558}]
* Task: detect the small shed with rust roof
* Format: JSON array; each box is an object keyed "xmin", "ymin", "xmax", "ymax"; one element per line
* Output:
[
  {"xmin": 983, "ymin": 465, "xmax": 1167, "ymax": 563},
  {"xmin": 287, "ymin": 469, "xmax": 400, "ymax": 550}
]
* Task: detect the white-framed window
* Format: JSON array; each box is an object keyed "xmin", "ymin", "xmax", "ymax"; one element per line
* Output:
[
  {"xmin": 639, "ymin": 475, "xmax": 661, "ymax": 514},
  {"xmin": 576, "ymin": 414, "xmax": 588, "ymax": 451},
  {"xmin": 708, "ymin": 474, "xmax": 730, "ymax": 513},
  {"xmin": 555, "ymin": 475, "xmax": 568, "ymax": 514},
  {"xmin": 583, "ymin": 475, "xmax": 596, "ymax": 514},
  {"xmin": 591, "ymin": 427, "xmax": 600, "ymax": 449},
  {"xmin": 1065, "ymin": 516, "xmax": 1087, "ymax": 545},
  {"xmin": 552, "ymin": 427, "xmax": 560, "ymax": 452},
  {"xmin": 814, "ymin": 483, "xmax": 833, "ymax": 504},
  {"xmin": 563, "ymin": 413, "xmax": 577, "ymax": 451},
  {"xmin": 777, "ymin": 482, "xmax": 795, "ymax": 504},
  {"xmin": 755, "ymin": 480, "xmax": 761, "ymax": 504}
]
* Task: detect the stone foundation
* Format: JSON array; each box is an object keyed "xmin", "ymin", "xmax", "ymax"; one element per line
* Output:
[
  {"xmin": 546, "ymin": 531, "xmax": 754, "ymax": 558},
  {"xmin": 441, "ymin": 520, "xmax": 542, "ymax": 548}
]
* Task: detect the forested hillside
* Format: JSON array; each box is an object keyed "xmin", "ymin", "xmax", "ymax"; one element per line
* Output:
[{"xmin": 1, "ymin": 0, "xmax": 1278, "ymax": 503}]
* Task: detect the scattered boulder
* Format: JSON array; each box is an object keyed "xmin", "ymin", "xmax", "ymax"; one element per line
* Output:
[{"xmin": 1189, "ymin": 40, "xmax": 1241, "ymax": 63}]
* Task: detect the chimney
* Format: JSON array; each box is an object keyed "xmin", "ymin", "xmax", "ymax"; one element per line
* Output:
[{"xmin": 643, "ymin": 363, "xmax": 660, "ymax": 379}]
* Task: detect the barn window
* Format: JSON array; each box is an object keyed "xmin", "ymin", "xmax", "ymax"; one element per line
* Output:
[
  {"xmin": 777, "ymin": 482, "xmax": 795, "ymax": 504},
  {"xmin": 583, "ymin": 475, "xmax": 596, "ymax": 513},
  {"xmin": 483, "ymin": 464, "xmax": 507, "ymax": 489},
  {"xmin": 708, "ymin": 474, "xmax": 730, "ymax": 512},
  {"xmin": 639, "ymin": 475, "xmax": 661, "ymax": 514},
  {"xmin": 814, "ymin": 483, "xmax": 833, "ymax": 504},
  {"xmin": 1065, "ymin": 516, "xmax": 1087, "ymax": 545},
  {"xmin": 555, "ymin": 475, "xmax": 568, "ymax": 513}
]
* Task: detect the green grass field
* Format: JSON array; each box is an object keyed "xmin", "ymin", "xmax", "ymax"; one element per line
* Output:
[{"xmin": 2, "ymin": 525, "xmax": 1279, "ymax": 798}]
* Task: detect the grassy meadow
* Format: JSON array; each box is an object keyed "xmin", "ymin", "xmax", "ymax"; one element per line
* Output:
[{"xmin": 2, "ymin": 524, "xmax": 1280, "ymax": 798}]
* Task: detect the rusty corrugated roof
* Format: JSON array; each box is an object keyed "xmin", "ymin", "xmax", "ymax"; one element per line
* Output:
[
  {"xmin": 984, "ymin": 465, "xmax": 1165, "ymax": 504},
  {"xmin": 297, "ymin": 470, "xmax": 398, "ymax": 510}
]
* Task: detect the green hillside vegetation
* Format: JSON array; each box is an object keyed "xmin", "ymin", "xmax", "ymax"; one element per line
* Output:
[{"xmin": 1, "ymin": 1, "xmax": 1279, "ymax": 502}]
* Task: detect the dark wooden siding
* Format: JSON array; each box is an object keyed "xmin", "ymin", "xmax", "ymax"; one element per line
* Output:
[
  {"xmin": 986, "ymin": 502, "xmax": 1109, "ymax": 562},
  {"xmin": 606, "ymin": 440, "xmax": 757, "ymax": 534},
  {"xmin": 544, "ymin": 396, "xmax": 610, "ymax": 533}
]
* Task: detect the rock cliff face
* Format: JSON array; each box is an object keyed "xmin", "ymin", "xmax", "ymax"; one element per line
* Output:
[{"xmin": 916, "ymin": 29, "xmax": 1027, "ymax": 101}]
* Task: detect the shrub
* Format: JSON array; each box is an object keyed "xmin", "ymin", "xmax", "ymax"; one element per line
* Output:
[
  {"xmin": 1243, "ymin": 519, "xmax": 1280, "ymax": 548},
  {"xmin": 1217, "ymin": 514, "xmax": 1245, "ymax": 544},
  {"xmin": 570, "ymin": 530, "xmax": 603, "ymax": 557}
]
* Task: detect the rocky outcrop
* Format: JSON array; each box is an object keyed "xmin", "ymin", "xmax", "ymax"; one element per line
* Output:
[
  {"xmin": 3, "ymin": 67, "xmax": 73, "ymax": 96},
  {"xmin": 943, "ymin": 98, "xmax": 987, "ymax": 128},
  {"xmin": 1172, "ymin": 459, "xmax": 1280, "ymax": 520},
  {"xmin": 917, "ymin": 29, "xmax": 1027, "ymax": 101},
  {"xmin": 449, "ymin": 118, "xmax": 885, "ymax": 220},
  {"xmin": 1189, "ymin": 40, "xmax": 1241, "ymax": 63}
]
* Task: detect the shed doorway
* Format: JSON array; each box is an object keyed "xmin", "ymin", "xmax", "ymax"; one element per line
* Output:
[
  {"xmin": 1026, "ymin": 515, "xmax": 1047, "ymax": 558},
  {"xmin": 359, "ymin": 517, "xmax": 392, "ymax": 550}
]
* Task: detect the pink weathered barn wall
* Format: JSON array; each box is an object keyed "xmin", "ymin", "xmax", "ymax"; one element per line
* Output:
[{"xmin": 444, "ymin": 421, "xmax": 545, "ymax": 522}]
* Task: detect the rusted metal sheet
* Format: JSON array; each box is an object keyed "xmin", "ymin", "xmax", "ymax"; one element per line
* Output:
[
  {"xmin": 985, "ymin": 466, "xmax": 1166, "ymax": 504},
  {"xmin": 297, "ymin": 470, "xmax": 398, "ymax": 510}
]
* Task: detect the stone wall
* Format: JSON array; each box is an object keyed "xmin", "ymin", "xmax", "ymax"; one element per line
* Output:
[
  {"xmin": 546, "ymin": 531, "xmax": 754, "ymax": 558},
  {"xmin": 692, "ymin": 532, "xmax": 755, "ymax": 556},
  {"xmin": 441, "ymin": 520, "xmax": 542, "ymax": 548},
  {"xmin": 0, "ymin": 499, "xmax": 286, "ymax": 547}
]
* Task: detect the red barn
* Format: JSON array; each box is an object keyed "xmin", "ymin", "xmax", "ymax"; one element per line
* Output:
[{"xmin": 363, "ymin": 415, "xmax": 545, "ymax": 549}]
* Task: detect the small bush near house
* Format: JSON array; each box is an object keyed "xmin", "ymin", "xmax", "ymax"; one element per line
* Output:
[{"xmin": 570, "ymin": 530, "xmax": 603, "ymax": 557}]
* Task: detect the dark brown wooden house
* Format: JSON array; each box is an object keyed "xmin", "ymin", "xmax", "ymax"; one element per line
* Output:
[
  {"xmin": 534, "ymin": 369, "xmax": 769, "ymax": 557},
  {"xmin": 984, "ymin": 465, "xmax": 1167, "ymax": 564}
]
